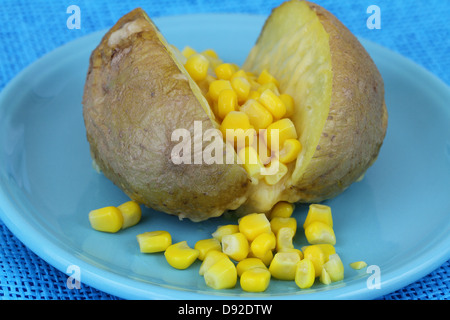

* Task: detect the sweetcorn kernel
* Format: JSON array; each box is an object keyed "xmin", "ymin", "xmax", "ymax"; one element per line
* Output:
[
  {"xmin": 275, "ymin": 227, "xmax": 295, "ymax": 252},
  {"xmin": 305, "ymin": 221, "xmax": 336, "ymax": 245},
  {"xmin": 264, "ymin": 118, "xmax": 298, "ymax": 150},
  {"xmin": 221, "ymin": 232, "xmax": 249, "ymax": 261},
  {"xmin": 204, "ymin": 256, "xmax": 237, "ymax": 290},
  {"xmin": 89, "ymin": 206, "xmax": 123, "ymax": 233},
  {"xmin": 350, "ymin": 261, "xmax": 368, "ymax": 270},
  {"xmin": 117, "ymin": 200, "xmax": 141, "ymax": 229},
  {"xmin": 236, "ymin": 258, "xmax": 267, "ymax": 277},
  {"xmin": 268, "ymin": 252, "xmax": 300, "ymax": 280},
  {"xmin": 270, "ymin": 202, "xmax": 294, "ymax": 219},
  {"xmin": 209, "ymin": 79, "xmax": 233, "ymax": 101},
  {"xmin": 240, "ymin": 99, "xmax": 273, "ymax": 131},
  {"xmin": 279, "ymin": 94, "xmax": 295, "ymax": 117},
  {"xmin": 250, "ymin": 232, "xmax": 276, "ymax": 259},
  {"xmin": 277, "ymin": 248, "xmax": 303, "ymax": 260},
  {"xmin": 238, "ymin": 213, "xmax": 271, "ymax": 241},
  {"xmin": 217, "ymin": 89, "xmax": 238, "ymax": 119},
  {"xmin": 199, "ymin": 250, "xmax": 229, "ymax": 275},
  {"xmin": 257, "ymin": 69, "xmax": 279, "ymax": 87},
  {"xmin": 136, "ymin": 230, "xmax": 172, "ymax": 253},
  {"xmin": 263, "ymin": 160, "xmax": 288, "ymax": 186},
  {"xmin": 212, "ymin": 224, "xmax": 240, "ymax": 242},
  {"xmin": 164, "ymin": 241, "xmax": 199, "ymax": 270},
  {"xmin": 195, "ymin": 238, "xmax": 222, "ymax": 261},
  {"xmin": 270, "ymin": 217, "xmax": 297, "ymax": 235},
  {"xmin": 220, "ymin": 111, "xmax": 255, "ymax": 147},
  {"xmin": 295, "ymin": 258, "xmax": 315, "ymax": 289},
  {"xmin": 215, "ymin": 63, "xmax": 236, "ymax": 80},
  {"xmin": 240, "ymin": 268, "xmax": 271, "ymax": 292},
  {"xmin": 184, "ymin": 53, "xmax": 210, "ymax": 81},
  {"xmin": 319, "ymin": 267, "xmax": 332, "ymax": 285},
  {"xmin": 303, "ymin": 244, "xmax": 326, "ymax": 278},
  {"xmin": 181, "ymin": 46, "xmax": 196, "ymax": 58},
  {"xmin": 248, "ymin": 248, "xmax": 273, "ymax": 267},
  {"xmin": 303, "ymin": 204, "xmax": 333, "ymax": 229},
  {"xmin": 323, "ymin": 254, "xmax": 344, "ymax": 282},
  {"xmin": 231, "ymin": 77, "xmax": 251, "ymax": 103},
  {"xmin": 278, "ymin": 139, "xmax": 302, "ymax": 164},
  {"xmin": 258, "ymin": 89, "xmax": 286, "ymax": 120}
]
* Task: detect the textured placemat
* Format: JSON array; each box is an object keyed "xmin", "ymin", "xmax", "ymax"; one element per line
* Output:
[{"xmin": 0, "ymin": 0, "xmax": 449, "ymax": 300}]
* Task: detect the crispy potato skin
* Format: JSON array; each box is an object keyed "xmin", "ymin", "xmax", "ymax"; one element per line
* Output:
[
  {"xmin": 288, "ymin": 1, "xmax": 388, "ymax": 202},
  {"xmin": 83, "ymin": 9, "xmax": 249, "ymax": 221}
]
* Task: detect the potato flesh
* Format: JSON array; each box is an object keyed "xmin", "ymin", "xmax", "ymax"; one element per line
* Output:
[{"xmin": 242, "ymin": 0, "xmax": 332, "ymax": 212}]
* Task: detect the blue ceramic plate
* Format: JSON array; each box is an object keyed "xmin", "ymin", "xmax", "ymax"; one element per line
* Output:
[{"xmin": 0, "ymin": 14, "xmax": 449, "ymax": 300}]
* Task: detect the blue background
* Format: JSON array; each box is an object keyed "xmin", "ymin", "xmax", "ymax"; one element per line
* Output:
[{"xmin": 0, "ymin": 0, "xmax": 449, "ymax": 300}]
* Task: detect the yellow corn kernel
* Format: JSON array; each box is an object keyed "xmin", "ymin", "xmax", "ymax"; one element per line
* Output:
[
  {"xmin": 212, "ymin": 224, "xmax": 240, "ymax": 242},
  {"xmin": 89, "ymin": 206, "xmax": 123, "ymax": 233},
  {"xmin": 268, "ymin": 252, "xmax": 300, "ymax": 280},
  {"xmin": 117, "ymin": 200, "xmax": 141, "ymax": 229},
  {"xmin": 231, "ymin": 77, "xmax": 251, "ymax": 103},
  {"xmin": 238, "ymin": 213, "xmax": 271, "ymax": 242},
  {"xmin": 197, "ymin": 74, "xmax": 216, "ymax": 96},
  {"xmin": 279, "ymin": 94, "xmax": 295, "ymax": 117},
  {"xmin": 250, "ymin": 232, "xmax": 276, "ymax": 259},
  {"xmin": 323, "ymin": 254, "xmax": 344, "ymax": 282},
  {"xmin": 215, "ymin": 63, "xmax": 236, "ymax": 80},
  {"xmin": 303, "ymin": 244, "xmax": 336, "ymax": 261},
  {"xmin": 270, "ymin": 201, "xmax": 294, "ymax": 219},
  {"xmin": 275, "ymin": 227, "xmax": 295, "ymax": 252},
  {"xmin": 195, "ymin": 238, "xmax": 222, "ymax": 261},
  {"xmin": 236, "ymin": 258, "xmax": 267, "ymax": 277},
  {"xmin": 247, "ymin": 90, "xmax": 261, "ymax": 100},
  {"xmin": 209, "ymin": 79, "xmax": 233, "ymax": 101},
  {"xmin": 203, "ymin": 256, "xmax": 237, "ymax": 290},
  {"xmin": 230, "ymin": 69, "xmax": 248, "ymax": 82},
  {"xmin": 303, "ymin": 204, "xmax": 333, "ymax": 229},
  {"xmin": 136, "ymin": 230, "xmax": 172, "ymax": 253},
  {"xmin": 278, "ymin": 248, "xmax": 303, "ymax": 260},
  {"xmin": 248, "ymin": 248, "xmax": 273, "ymax": 266},
  {"xmin": 278, "ymin": 139, "xmax": 302, "ymax": 164},
  {"xmin": 295, "ymin": 258, "xmax": 316, "ymax": 289},
  {"xmin": 240, "ymin": 268, "xmax": 271, "ymax": 293},
  {"xmin": 221, "ymin": 232, "xmax": 249, "ymax": 261},
  {"xmin": 184, "ymin": 53, "xmax": 210, "ymax": 81},
  {"xmin": 201, "ymin": 48, "xmax": 219, "ymax": 59},
  {"xmin": 240, "ymin": 99, "xmax": 273, "ymax": 131},
  {"xmin": 164, "ymin": 241, "xmax": 199, "ymax": 270},
  {"xmin": 264, "ymin": 118, "xmax": 298, "ymax": 151},
  {"xmin": 270, "ymin": 217, "xmax": 297, "ymax": 235},
  {"xmin": 258, "ymin": 89, "xmax": 286, "ymax": 120},
  {"xmin": 217, "ymin": 89, "xmax": 237, "ymax": 119},
  {"xmin": 303, "ymin": 245, "xmax": 326, "ymax": 278},
  {"xmin": 181, "ymin": 46, "xmax": 196, "ymax": 58},
  {"xmin": 220, "ymin": 111, "xmax": 255, "ymax": 147},
  {"xmin": 350, "ymin": 261, "xmax": 368, "ymax": 270},
  {"xmin": 199, "ymin": 250, "xmax": 229, "ymax": 275},
  {"xmin": 305, "ymin": 221, "xmax": 336, "ymax": 245},
  {"xmin": 238, "ymin": 146, "xmax": 265, "ymax": 180},
  {"xmin": 257, "ymin": 69, "xmax": 279, "ymax": 87},
  {"xmin": 257, "ymin": 82, "xmax": 280, "ymax": 96},
  {"xmin": 263, "ymin": 159, "xmax": 288, "ymax": 186},
  {"xmin": 256, "ymin": 136, "xmax": 272, "ymax": 166},
  {"xmin": 319, "ymin": 267, "xmax": 332, "ymax": 285}
]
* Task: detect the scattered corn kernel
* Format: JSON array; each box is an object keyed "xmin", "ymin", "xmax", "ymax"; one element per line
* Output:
[
  {"xmin": 295, "ymin": 258, "xmax": 315, "ymax": 289},
  {"xmin": 89, "ymin": 206, "xmax": 123, "ymax": 233},
  {"xmin": 265, "ymin": 118, "xmax": 298, "ymax": 151},
  {"xmin": 257, "ymin": 69, "xmax": 279, "ymax": 87},
  {"xmin": 350, "ymin": 261, "xmax": 368, "ymax": 270},
  {"xmin": 240, "ymin": 268, "xmax": 271, "ymax": 292},
  {"xmin": 231, "ymin": 77, "xmax": 251, "ymax": 103},
  {"xmin": 247, "ymin": 90, "xmax": 261, "ymax": 100},
  {"xmin": 195, "ymin": 238, "xmax": 222, "ymax": 261},
  {"xmin": 136, "ymin": 230, "xmax": 172, "ymax": 253},
  {"xmin": 305, "ymin": 221, "xmax": 336, "ymax": 245},
  {"xmin": 204, "ymin": 256, "xmax": 237, "ymax": 289},
  {"xmin": 303, "ymin": 204, "xmax": 333, "ymax": 229},
  {"xmin": 269, "ymin": 252, "xmax": 300, "ymax": 280},
  {"xmin": 278, "ymin": 139, "xmax": 302, "ymax": 164},
  {"xmin": 239, "ymin": 213, "xmax": 271, "ymax": 242},
  {"xmin": 230, "ymin": 69, "xmax": 248, "ymax": 82},
  {"xmin": 240, "ymin": 99, "xmax": 273, "ymax": 131},
  {"xmin": 221, "ymin": 233, "xmax": 249, "ymax": 261},
  {"xmin": 323, "ymin": 254, "xmax": 344, "ymax": 282},
  {"xmin": 304, "ymin": 244, "xmax": 336, "ymax": 261},
  {"xmin": 236, "ymin": 258, "xmax": 267, "ymax": 277},
  {"xmin": 199, "ymin": 250, "xmax": 229, "ymax": 275},
  {"xmin": 164, "ymin": 241, "xmax": 199, "ymax": 270},
  {"xmin": 209, "ymin": 79, "xmax": 233, "ymax": 101},
  {"xmin": 217, "ymin": 89, "xmax": 237, "ymax": 119},
  {"xmin": 117, "ymin": 200, "xmax": 141, "ymax": 229},
  {"xmin": 250, "ymin": 232, "xmax": 276, "ymax": 259},
  {"xmin": 184, "ymin": 53, "xmax": 210, "ymax": 81},
  {"xmin": 319, "ymin": 267, "xmax": 332, "ymax": 285},
  {"xmin": 278, "ymin": 248, "xmax": 303, "ymax": 260},
  {"xmin": 276, "ymin": 227, "xmax": 295, "ymax": 252},
  {"xmin": 270, "ymin": 217, "xmax": 297, "ymax": 235},
  {"xmin": 303, "ymin": 245, "xmax": 326, "ymax": 277},
  {"xmin": 248, "ymin": 248, "xmax": 274, "ymax": 267},
  {"xmin": 238, "ymin": 146, "xmax": 265, "ymax": 180},
  {"xmin": 263, "ymin": 160, "xmax": 288, "ymax": 186},
  {"xmin": 258, "ymin": 89, "xmax": 286, "ymax": 120},
  {"xmin": 270, "ymin": 202, "xmax": 294, "ymax": 219},
  {"xmin": 212, "ymin": 224, "xmax": 240, "ymax": 242}
]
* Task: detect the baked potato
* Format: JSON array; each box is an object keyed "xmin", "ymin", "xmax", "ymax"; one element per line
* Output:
[{"xmin": 82, "ymin": 0, "xmax": 387, "ymax": 221}]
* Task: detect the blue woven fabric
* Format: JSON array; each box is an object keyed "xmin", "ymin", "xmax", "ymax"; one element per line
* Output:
[{"xmin": 0, "ymin": 0, "xmax": 449, "ymax": 300}]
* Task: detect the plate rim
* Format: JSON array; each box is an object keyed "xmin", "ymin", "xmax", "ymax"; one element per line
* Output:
[{"xmin": 0, "ymin": 13, "xmax": 449, "ymax": 300}]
